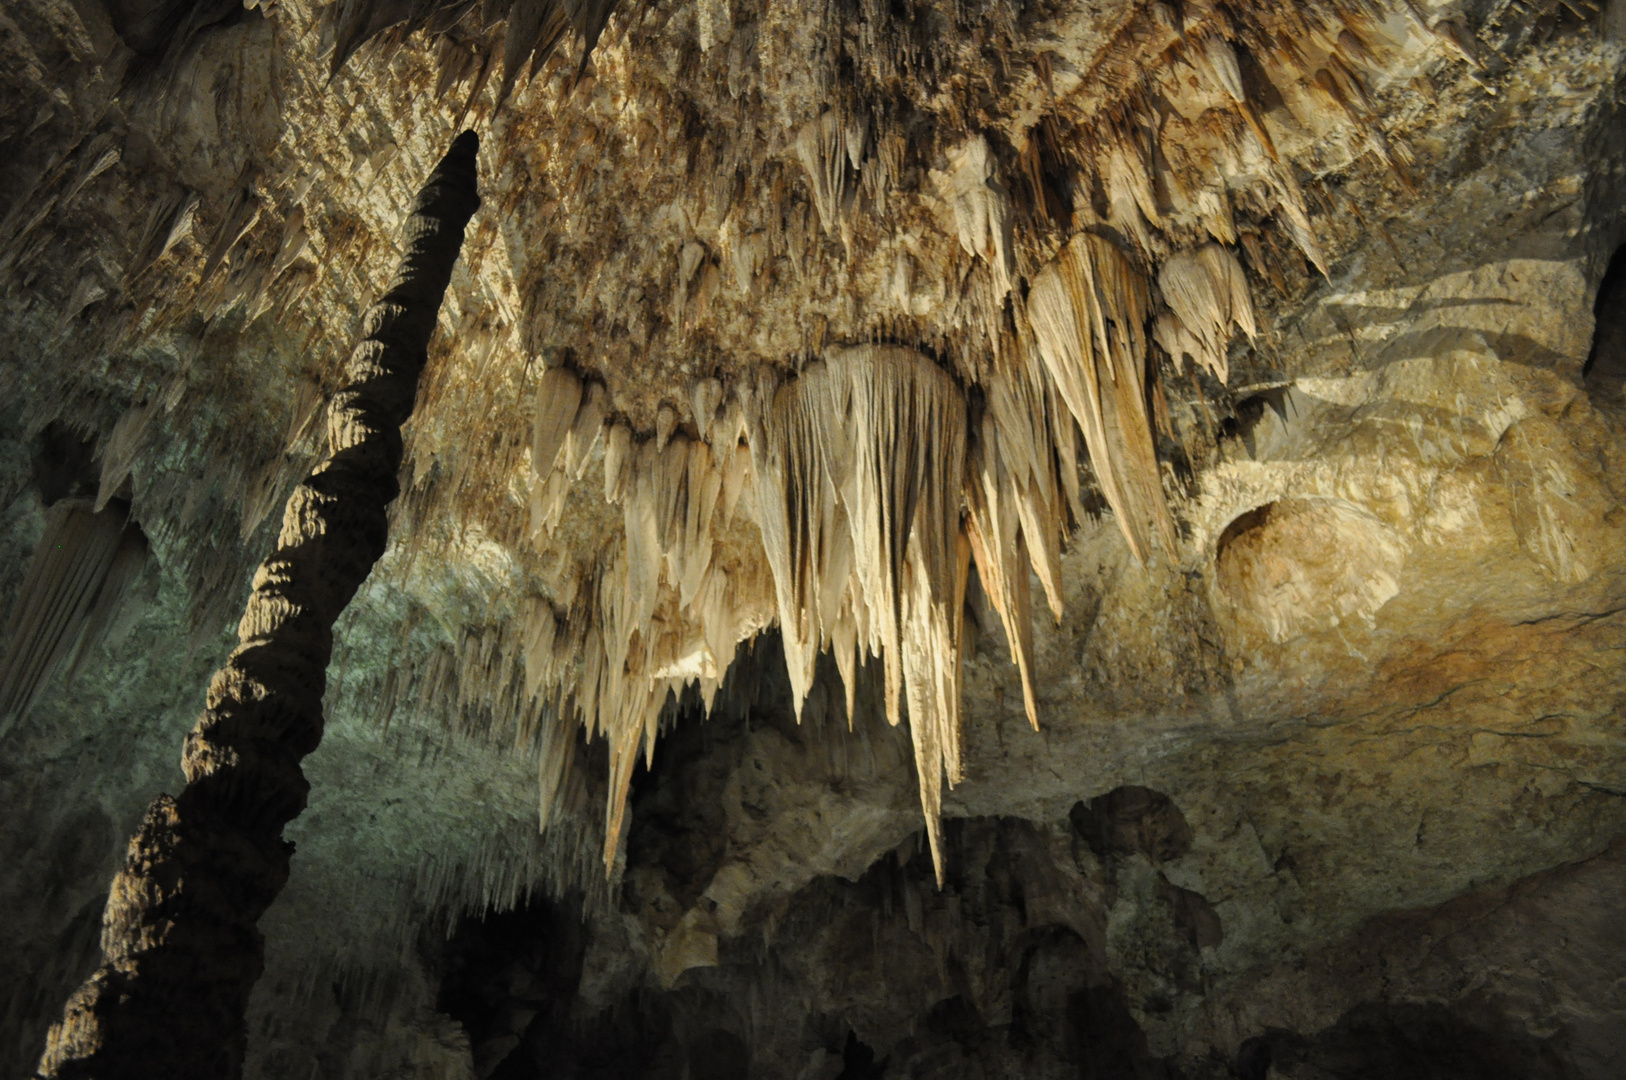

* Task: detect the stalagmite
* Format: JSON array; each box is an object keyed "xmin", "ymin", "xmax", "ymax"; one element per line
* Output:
[
  {"xmin": 36, "ymin": 132, "xmax": 480, "ymax": 1080},
  {"xmin": 1028, "ymin": 232, "xmax": 1175, "ymax": 565},
  {"xmin": 7, "ymin": 1, "xmax": 1609, "ymax": 1065},
  {"xmin": 43, "ymin": 0, "xmax": 1429, "ymax": 913}
]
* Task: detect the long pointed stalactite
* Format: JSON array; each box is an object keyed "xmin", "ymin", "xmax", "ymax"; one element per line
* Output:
[{"xmin": 34, "ymin": 131, "xmax": 481, "ymax": 1080}]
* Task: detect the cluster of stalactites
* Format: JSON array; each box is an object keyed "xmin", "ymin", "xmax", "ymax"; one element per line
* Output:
[
  {"xmin": 965, "ymin": 334, "xmax": 1074, "ymax": 732},
  {"xmin": 1015, "ymin": 18, "xmax": 1343, "ymax": 278},
  {"xmin": 523, "ymin": 347, "xmax": 980, "ymax": 879},
  {"xmin": 508, "ymin": 0, "xmax": 1479, "ymax": 886},
  {"xmin": 320, "ymin": 0, "xmax": 626, "ymax": 107},
  {"xmin": 745, "ymin": 346, "xmax": 970, "ymax": 876},
  {"xmin": 518, "ymin": 208, "xmax": 1270, "ymax": 880},
  {"xmin": 1027, "ymin": 232, "xmax": 1174, "ymax": 567},
  {"xmin": 526, "ymin": 364, "xmax": 776, "ymax": 870},
  {"xmin": 1154, "ymin": 244, "xmax": 1257, "ymax": 384}
]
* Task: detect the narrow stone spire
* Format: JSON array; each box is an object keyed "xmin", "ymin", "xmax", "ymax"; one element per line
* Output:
[{"xmin": 36, "ymin": 130, "xmax": 481, "ymax": 1080}]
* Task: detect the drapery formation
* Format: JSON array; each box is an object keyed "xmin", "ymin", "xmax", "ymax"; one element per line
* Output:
[
  {"xmin": 36, "ymin": 131, "xmax": 480, "ymax": 1080},
  {"xmin": 0, "ymin": 500, "xmax": 146, "ymax": 734}
]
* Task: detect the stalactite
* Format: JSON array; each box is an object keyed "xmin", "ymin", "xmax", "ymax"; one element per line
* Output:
[
  {"xmin": 1154, "ymin": 242, "xmax": 1256, "ymax": 384},
  {"xmin": 934, "ymin": 135, "xmax": 1016, "ymax": 302},
  {"xmin": 562, "ymin": 379, "xmax": 607, "ymax": 480},
  {"xmin": 514, "ymin": 347, "xmax": 988, "ymax": 883},
  {"xmin": 200, "ymin": 176, "xmax": 262, "ymax": 286},
  {"xmin": 94, "ymin": 406, "xmax": 154, "ymax": 512},
  {"xmin": 530, "ymin": 365, "xmax": 582, "ymax": 535},
  {"xmin": 35, "ymin": 131, "xmax": 480, "ymax": 1080},
  {"xmin": 0, "ymin": 500, "xmax": 146, "ymax": 733},
  {"xmin": 1104, "ymin": 133, "xmax": 1160, "ymax": 251},
  {"xmin": 986, "ymin": 339, "xmax": 1069, "ymax": 620},
  {"xmin": 692, "ymin": 376, "xmax": 723, "ymax": 441},
  {"xmin": 795, "ymin": 111, "xmax": 855, "ymax": 235},
  {"xmin": 0, "ymin": 0, "xmax": 1469, "ymax": 926},
  {"xmin": 1027, "ymin": 232, "xmax": 1174, "ymax": 566},
  {"xmin": 320, "ymin": 0, "xmax": 630, "ymax": 104},
  {"xmin": 965, "ymin": 331, "xmax": 1077, "ymax": 730}
]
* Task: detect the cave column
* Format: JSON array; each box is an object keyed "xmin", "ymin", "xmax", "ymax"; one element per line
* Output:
[{"xmin": 36, "ymin": 131, "xmax": 482, "ymax": 1080}]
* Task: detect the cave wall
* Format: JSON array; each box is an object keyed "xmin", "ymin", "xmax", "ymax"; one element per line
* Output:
[{"xmin": 426, "ymin": 638, "xmax": 1626, "ymax": 1080}]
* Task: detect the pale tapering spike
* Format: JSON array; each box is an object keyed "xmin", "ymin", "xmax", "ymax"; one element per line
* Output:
[
  {"xmin": 1011, "ymin": 528, "xmax": 1039, "ymax": 730},
  {"xmin": 1029, "ymin": 234, "xmax": 1174, "ymax": 564},
  {"xmin": 970, "ymin": 398, "xmax": 1041, "ymax": 731},
  {"xmin": 533, "ymin": 367, "xmax": 583, "ymax": 478},
  {"xmin": 602, "ymin": 735, "xmax": 637, "ymax": 875},
  {"xmin": 564, "ymin": 380, "xmax": 607, "ymax": 480},
  {"xmin": 691, "ymin": 377, "xmax": 723, "ymax": 442}
]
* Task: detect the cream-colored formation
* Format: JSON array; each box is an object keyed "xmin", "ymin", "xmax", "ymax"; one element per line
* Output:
[
  {"xmin": 521, "ymin": 264, "xmax": 1246, "ymax": 877},
  {"xmin": 747, "ymin": 347, "xmax": 969, "ymax": 873},
  {"xmin": 0, "ymin": 0, "xmax": 1501, "ymax": 888}
]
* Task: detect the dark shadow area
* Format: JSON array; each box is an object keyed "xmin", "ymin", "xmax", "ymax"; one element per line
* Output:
[
  {"xmin": 435, "ymin": 634, "xmax": 1186, "ymax": 1079},
  {"xmin": 30, "ymin": 423, "xmax": 99, "ymax": 506},
  {"xmin": 1070, "ymin": 786, "xmax": 1193, "ymax": 865},
  {"xmin": 0, "ymin": 894, "xmax": 104, "ymax": 1080},
  {"xmin": 436, "ymin": 815, "xmax": 1188, "ymax": 1079},
  {"xmin": 433, "ymin": 663, "xmax": 1617, "ymax": 1080},
  {"xmin": 1585, "ymin": 240, "xmax": 1626, "ymax": 404},
  {"xmin": 437, "ymin": 893, "xmax": 690, "ymax": 1080},
  {"xmin": 834, "ymin": 1030, "xmax": 886, "ymax": 1079},
  {"xmin": 1237, "ymin": 1001, "xmax": 1572, "ymax": 1080},
  {"xmin": 104, "ymin": 0, "xmax": 249, "ymax": 57}
]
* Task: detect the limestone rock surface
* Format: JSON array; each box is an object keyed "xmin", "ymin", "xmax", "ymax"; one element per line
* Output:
[{"xmin": 2, "ymin": 0, "xmax": 1626, "ymax": 1077}]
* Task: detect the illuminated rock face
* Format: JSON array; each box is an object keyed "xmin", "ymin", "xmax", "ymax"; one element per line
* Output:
[{"xmin": 3, "ymin": 0, "xmax": 1626, "ymax": 1077}]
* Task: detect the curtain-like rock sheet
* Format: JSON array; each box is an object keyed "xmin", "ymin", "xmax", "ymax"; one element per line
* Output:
[
  {"xmin": 1154, "ymin": 243, "xmax": 1257, "ymax": 384},
  {"xmin": 1028, "ymin": 232, "xmax": 1176, "ymax": 567},
  {"xmin": 35, "ymin": 131, "xmax": 480, "ymax": 1080},
  {"xmin": 0, "ymin": 500, "xmax": 146, "ymax": 733}
]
